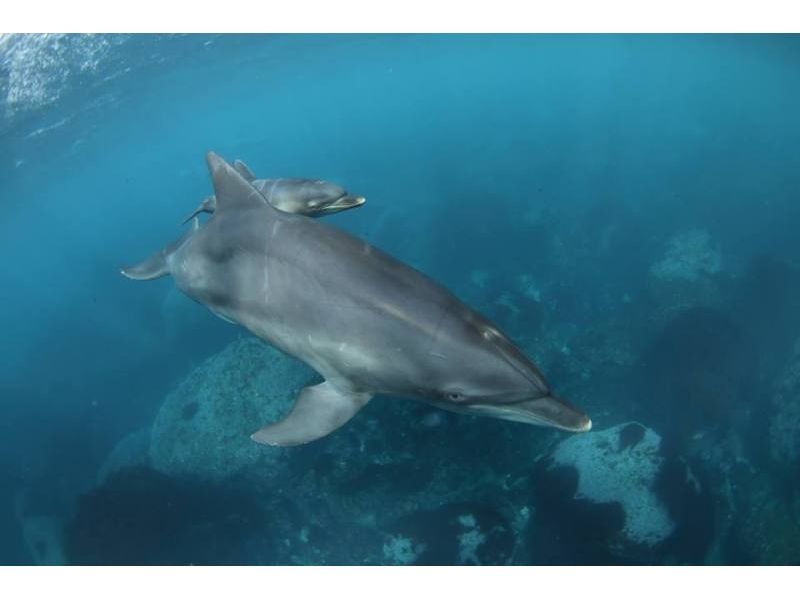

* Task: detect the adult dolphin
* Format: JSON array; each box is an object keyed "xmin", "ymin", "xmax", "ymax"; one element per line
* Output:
[
  {"xmin": 121, "ymin": 152, "xmax": 591, "ymax": 446},
  {"xmin": 182, "ymin": 159, "xmax": 365, "ymax": 223}
]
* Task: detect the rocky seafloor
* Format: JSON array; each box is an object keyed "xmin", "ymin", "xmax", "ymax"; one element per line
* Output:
[{"xmin": 20, "ymin": 227, "xmax": 800, "ymax": 565}]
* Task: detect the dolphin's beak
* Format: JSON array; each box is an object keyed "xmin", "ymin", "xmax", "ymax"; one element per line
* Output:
[
  {"xmin": 466, "ymin": 394, "xmax": 592, "ymax": 433},
  {"xmin": 321, "ymin": 194, "xmax": 366, "ymax": 214}
]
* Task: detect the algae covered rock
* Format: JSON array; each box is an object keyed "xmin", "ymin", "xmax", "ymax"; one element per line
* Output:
[
  {"xmin": 723, "ymin": 466, "xmax": 800, "ymax": 565},
  {"xmin": 65, "ymin": 466, "xmax": 273, "ymax": 565},
  {"xmin": 551, "ymin": 422, "xmax": 674, "ymax": 546},
  {"xmin": 650, "ymin": 229, "xmax": 721, "ymax": 282},
  {"xmin": 531, "ymin": 422, "xmax": 677, "ymax": 562},
  {"xmin": 646, "ymin": 229, "xmax": 723, "ymax": 322},
  {"xmin": 149, "ymin": 337, "xmax": 317, "ymax": 481},
  {"xmin": 770, "ymin": 338, "xmax": 800, "ymax": 468},
  {"xmin": 13, "ymin": 490, "xmax": 66, "ymax": 565},
  {"xmin": 96, "ymin": 426, "xmax": 151, "ymax": 485},
  {"xmin": 384, "ymin": 502, "xmax": 516, "ymax": 565}
]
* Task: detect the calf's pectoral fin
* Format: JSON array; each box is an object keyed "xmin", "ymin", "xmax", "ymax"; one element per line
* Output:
[
  {"xmin": 181, "ymin": 196, "xmax": 216, "ymax": 224},
  {"xmin": 251, "ymin": 381, "xmax": 372, "ymax": 447}
]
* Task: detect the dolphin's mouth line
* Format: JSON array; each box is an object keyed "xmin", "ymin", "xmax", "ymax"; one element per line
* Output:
[
  {"xmin": 465, "ymin": 402, "xmax": 592, "ymax": 432},
  {"xmin": 315, "ymin": 194, "xmax": 366, "ymax": 214},
  {"xmin": 331, "ymin": 194, "xmax": 365, "ymax": 207}
]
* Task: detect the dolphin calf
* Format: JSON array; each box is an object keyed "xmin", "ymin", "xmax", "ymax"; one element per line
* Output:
[
  {"xmin": 122, "ymin": 152, "xmax": 591, "ymax": 446},
  {"xmin": 182, "ymin": 159, "xmax": 365, "ymax": 223}
]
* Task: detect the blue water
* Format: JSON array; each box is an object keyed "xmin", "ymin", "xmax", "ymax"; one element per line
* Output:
[{"xmin": 2, "ymin": 34, "xmax": 800, "ymax": 565}]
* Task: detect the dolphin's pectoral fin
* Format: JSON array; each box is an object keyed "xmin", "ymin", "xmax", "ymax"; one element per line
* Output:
[
  {"xmin": 233, "ymin": 159, "xmax": 257, "ymax": 183},
  {"xmin": 250, "ymin": 381, "xmax": 371, "ymax": 447},
  {"xmin": 120, "ymin": 250, "xmax": 170, "ymax": 280},
  {"xmin": 120, "ymin": 217, "xmax": 199, "ymax": 281}
]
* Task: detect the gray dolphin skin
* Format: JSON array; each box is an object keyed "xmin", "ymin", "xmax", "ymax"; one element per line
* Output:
[
  {"xmin": 181, "ymin": 159, "xmax": 365, "ymax": 224},
  {"xmin": 122, "ymin": 152, "xmax": 591, "ymax": 446}
]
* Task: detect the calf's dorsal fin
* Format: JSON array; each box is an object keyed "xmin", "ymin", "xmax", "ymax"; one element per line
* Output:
[{"xmin": 233, "ymin": 159, "xmax": 257, "ymax": 183}]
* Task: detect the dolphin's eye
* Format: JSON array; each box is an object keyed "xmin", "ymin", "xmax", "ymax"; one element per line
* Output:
[{"xmin": 446, "ymin": 391, "xmax": 464, "ymax": 402}]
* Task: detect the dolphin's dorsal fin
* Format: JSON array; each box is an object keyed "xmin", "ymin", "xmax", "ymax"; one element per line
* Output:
[
  {"xmin": 206, "ymin": 151, "xmax": 274, "ymax": 214},
  {"xmin": 250, "ymin": 381, "xmax": 372, "ymax": 446},
  {"xmin": 120, "ymin": 217, "xmax": 200, "ymax": 281},
  {"xmin": 233, "ymin": 159, "xmax": 257, "ymax": 183}
]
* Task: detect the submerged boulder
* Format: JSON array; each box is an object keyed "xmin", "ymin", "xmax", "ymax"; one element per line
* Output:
[
  {"xmin": 640, "ymin": 306, "xmax": 757, "ymax": 444},
  {"xmin": 650, "ymin": 229, "xmax": 721, "ymax": 282},
  {"xmin": 551, "ymin": 422, "xmax": 674, "ymax": 546},
  {"xmin": 769, "ymin": 338, "xmax": 800, "ymax": 468},
  {"xmin": 149, "ymin": 337, "xmax": 317, "ymax": 482},
  {"xmin": 96, "ymin": 426, "xmax": 151, "ymax": 485},
  {"xmin": 722, "ymin": 465, "xmax": 800, "ymax": 565},
  {"xmin": 531, "ymin": 422, "xmax": 677, "ymax": 562},
  {"xmin": 13, "ymin": 490, "xmax": 66, "ymax": 565},
  {"xmin": 646, "ymin": 229, "xmax": 723, "ymax": 323},
  {"xmin": 384, "ymin": 501, "xmax": 516, "ymax": 565},
  {"xmin": 65, "ymin": 466, "xmax": 273, "ymax": 565}
]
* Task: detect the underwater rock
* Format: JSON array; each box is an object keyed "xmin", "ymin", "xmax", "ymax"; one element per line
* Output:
[
  {"xmin": 640, "ymin": 306, "xmax": 758, "ymax": 445},
  {"xmin": 650, "ymin": 229, "xmax": 721, "ymax": 282},
  {"xmin": 385, "ymin": 501, "xmax": 516, "ymax": 565},
  {"xmin": 722, "ymin": 466, "xmax": 800, "ymax": 565},
  {"xmin": 551, "ymin": 317, "xmax": 639, "ymax": 410},
  {"xmin": 733, "ymin": 255, "xmax": 800, "ymax": 381},
  {"xmin": 139, "ymin": 333, "xmax": 547, "ymax": 564},
  {"xmin": 65, "ymin": 466, "xmax": 273, "ymax": 565},
  {"xmin": 517, "ymin": 274, "xmax": 544, "ymax": 304},
  {"xmin": 13, "ymin": 490, "xmax": 66, "ymax": 565},
  {"xmin": 531, "ymin": 422, "xmax": 676, "ymax": 562},
  {"xmin": 646, "ymin": 229, "xmax": 723, "ymax": 323},
  {"xmin": 651, "ymin": 452, "xmax": 718, "ymax": 564},
  {"xmin": 769, "ymin": 338, "xmax": 800, "ymax": 467},
  {"xmin": 569, "ymin": 320, "xmax": 638, "ymax": 372},
  {"xmin": 96, "ymin": 426, "xmax": 151, "ymax": 485},
  {"xmin": 382, "ymin": 534, "xmax": 425, "ymax": 565},
  {"xmin": 149, "ymin": 337, "xmax": 316, "ymax": 482},
  {"xmin": 17, "ymin": 515, "xmax": 66, "ymax": 565},
  {"xmin": 618, "ymin": 422, "xmax": 646, "ymax": 450},
  {"xmin": 261, "ymin": 395, "xmax": 545, "ymax": 564},
  {"xmin": 551, "ymin": 422, "xmax": 674, "ymax": 546}
]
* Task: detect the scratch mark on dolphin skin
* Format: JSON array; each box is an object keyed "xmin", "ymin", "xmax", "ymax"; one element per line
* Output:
[
  {"xmin": 425, "ymin": 309, "xmax": 447, "ymax": 355},
  {"xmin": 482, "ymin": 326, "xmax": 500, "ymax": 340},
  {"xmin": 266, "ymin": 179, "xmax": 281, "ymax": 202}
]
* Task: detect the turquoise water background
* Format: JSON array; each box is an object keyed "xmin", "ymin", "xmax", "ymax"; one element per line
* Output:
[{"xmin": 1, "ymin": 34, "xmax": 799, "ymax": 564}]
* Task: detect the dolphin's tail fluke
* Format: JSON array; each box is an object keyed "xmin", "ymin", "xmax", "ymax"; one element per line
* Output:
[{"xmin": 120, "ymin": 217, "xmax": 200, "ymax": 281}]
